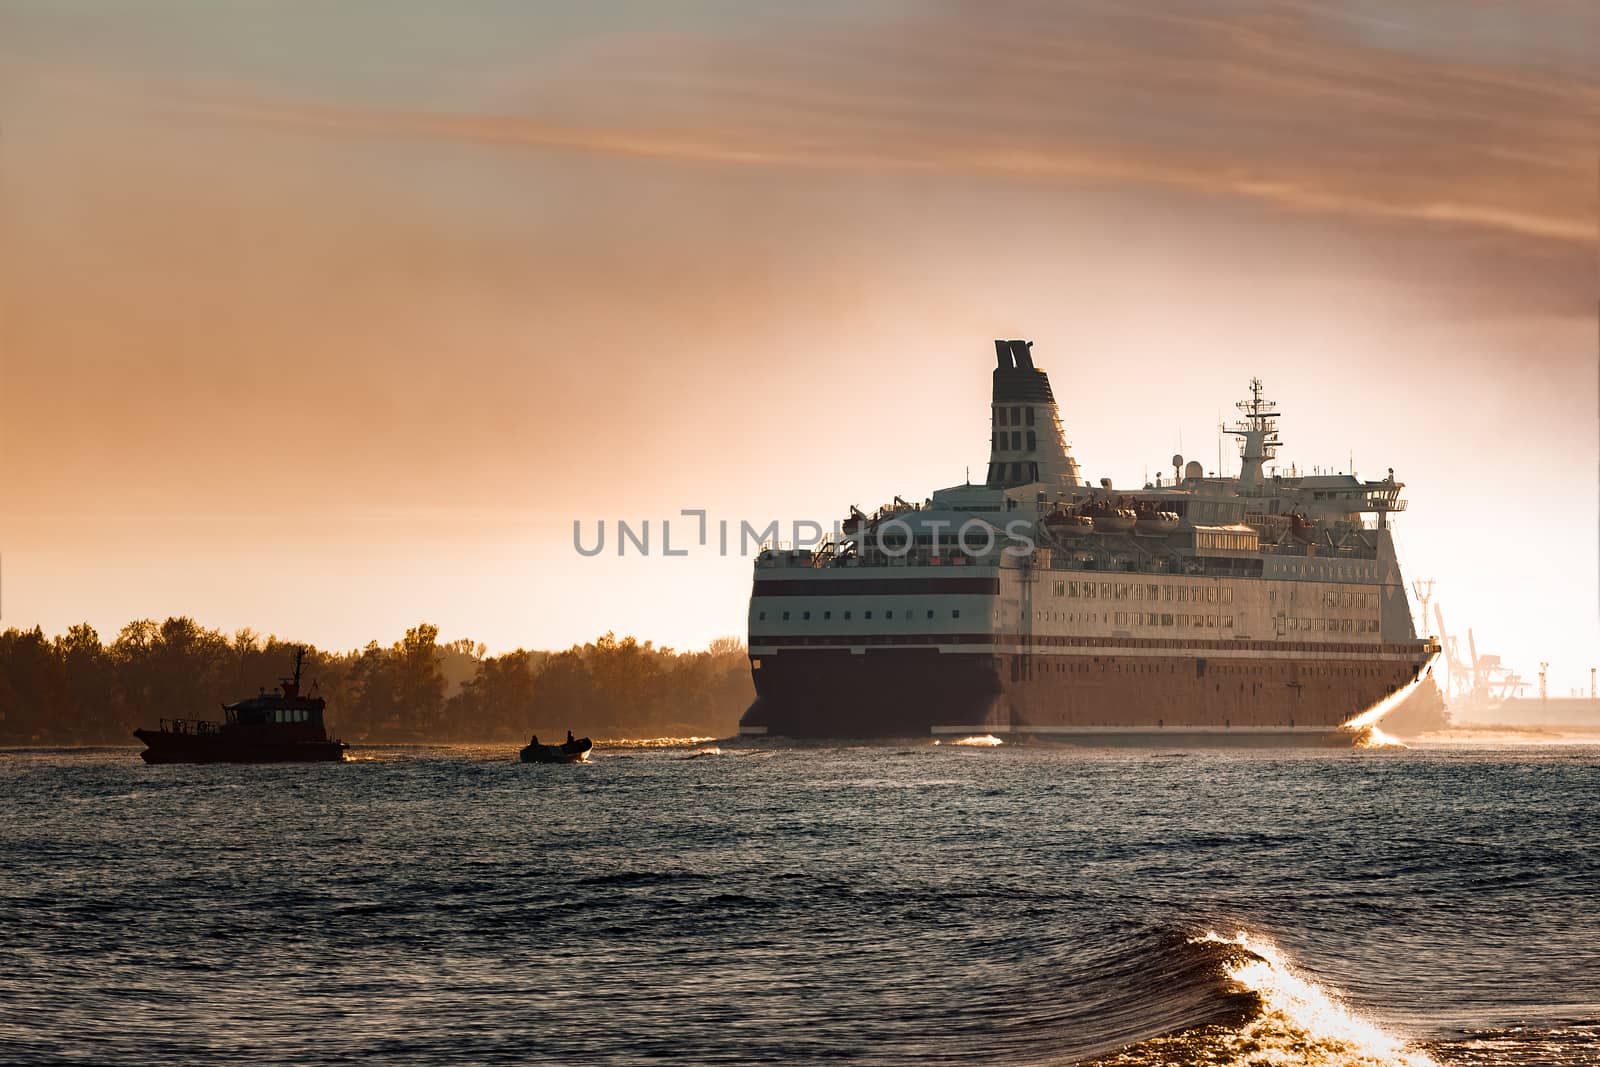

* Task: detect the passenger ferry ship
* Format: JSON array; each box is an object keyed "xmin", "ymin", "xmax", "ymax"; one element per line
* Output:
[{"xmin": 740, "ymin": 340, "xmax": 1437, "ymax": 743}]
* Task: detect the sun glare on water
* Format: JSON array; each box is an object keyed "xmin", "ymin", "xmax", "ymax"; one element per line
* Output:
[{"xmin": 1190, "ymin": 931, "xmax": 1438, "ymax": 1067}]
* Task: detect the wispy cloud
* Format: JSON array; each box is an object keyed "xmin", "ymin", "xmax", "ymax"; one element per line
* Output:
[{"xmin": 152, "ymin": 2, "xmax": 1598, "ymax": 248}]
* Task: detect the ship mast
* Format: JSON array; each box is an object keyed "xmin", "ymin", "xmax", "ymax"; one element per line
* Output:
[{"xmin": 1225, "ymin": 378, "xmax": 1281, "ymax": 487}]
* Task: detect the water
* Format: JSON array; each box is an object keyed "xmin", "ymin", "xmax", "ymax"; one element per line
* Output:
[{"xmin": 2, "ymin": 741, "xmax": 1597, "ymax": 1065}]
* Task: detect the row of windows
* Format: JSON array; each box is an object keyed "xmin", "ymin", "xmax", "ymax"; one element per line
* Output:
[
  {"xmin": 1022, "ymin": 661, "xmax": 1396, "ymax": 678},
  {"xmin": 992, "ymin": 430, "xmax": 1037, "ymax": 453},
  {"xmin": 1052, "ymin": 581, "xmax": 1235, "ymax": 605},
  {"xmin": 758, "ymin": 609, "xmax": 962, "ymax": 622},
  {"xmin": 1286, "ymin": 617, "xmax": 1378, "ymax": 633},
  {"xmin": 1196, "ymin": 531, "xmax": 1259, "ymax": 552},
  {"xmin": 995, "ymin": 405, "xmax": 1036, "ymax": 427},
  {"xmin": 1319, "ymin": 590, "xmax": 1379, "ymax": 609},
  {"xmin": 264, "ymin": 709, "xmax": 312, "ymax": 724},
  {"xmin": 1111, "ymin": 612, "xmax": 1233, "ymax": 629}
]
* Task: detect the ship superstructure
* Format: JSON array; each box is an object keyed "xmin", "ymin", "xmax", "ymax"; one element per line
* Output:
[{"xmin": 740, "ymin": 339, "xmax": 1437, "ymax": 742}]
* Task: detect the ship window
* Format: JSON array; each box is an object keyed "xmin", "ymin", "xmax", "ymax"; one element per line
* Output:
[
  {"xmin": 802, "ymin": 611, "xmax": 811, "ymax": 620},
  {"xmin": 1222, "ymin": 588, "xmax": 1234, "ymax": 604},
  {"xmin": 1011, "ymin": 463, "xmax": 1023, "ymax": 481},
  {"xmin": 1011, "ymin": 431, "xmax": 1022, "ymax": 450},
  {"xmin": 758, "ymin": 611, "xmax": 766, "ymax": 621},
  {"xmin": 997, "ymin": 407, "xmax": 1008, "ymax": 426},
  {"xmin": 927, "ymin": 610, "xmax": 934, "ymax": 619},
  {"xmin": 886, "ymin": 610, "xmax": 893, "ymax": 619},
  {"xmin": 952, "ymin": 609, "xmax": 961, "ymax": 618},
  {"xmin": 1011, "ymin": 405, "xmax": 1021, "ymax": 423},
  {"xmin": 865, "ymin": 611, "xmax": 872, "ymax": 620},
  {"xmin": 823, "ymin": 611, "xmax": 831, "ymax": 620},
  {"xmin": 1026, "ymin": 407, "xmax": 1035, "ymax": 426},
  {"xmin": 844, "ymin": 610, "xmax": 852, "ymax": 620},
  {"xmin": 782, "ymin": 611, "xmax": 790, "ymax": 621},
  {"xmin": 1026, "ymin": 431, "xmax": 1036, "ymax": 452}
]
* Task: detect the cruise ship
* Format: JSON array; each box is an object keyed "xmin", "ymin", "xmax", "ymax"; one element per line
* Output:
[{"xmin": 739, "ymin": 339, "xmax": 1437, "ymax": 743}]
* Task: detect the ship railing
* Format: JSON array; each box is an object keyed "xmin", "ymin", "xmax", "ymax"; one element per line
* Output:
[{"xmin": 159, "ymin": 718, "xmax": 225, "ymax": 735}]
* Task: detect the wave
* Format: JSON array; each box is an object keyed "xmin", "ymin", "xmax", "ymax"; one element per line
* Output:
[
  {"xmin": 1078, "ymin": 930, "xmax": 1436, "ymax": 1066},
  {"xmin": 1349, "ymin": 725, "xmax": 1410, "ymax": 750},
  {"xmin": 674, "ymin": 745, "xmax": 771, "ymax": 760}
]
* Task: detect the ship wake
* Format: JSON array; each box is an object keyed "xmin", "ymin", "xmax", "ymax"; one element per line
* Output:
[{"xmin": 1337, "ymin": 651, "xmax": 1440, "ymax": 747}]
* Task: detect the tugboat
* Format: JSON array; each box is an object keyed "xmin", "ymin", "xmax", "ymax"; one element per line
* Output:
[
  {"xmin": 133, "ymin": 648, "xmax": 347, "ymax": 764},
  {"xmin": 519, "ymin": 732, "xmax": 593, "ymax": 764}
]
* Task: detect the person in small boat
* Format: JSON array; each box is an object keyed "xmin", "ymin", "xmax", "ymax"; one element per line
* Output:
[
  {"xmin": 529, "ymin": 734, "xmax": 539, "ymax": 748},
  {"xmin": 566, "ymin": 730, "xmax": 574, "ymax": 745}
]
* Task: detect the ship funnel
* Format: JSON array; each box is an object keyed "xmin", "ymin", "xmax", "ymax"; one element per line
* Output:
[{"xmin": 984, "ymin": 338, "xmax": 1082, "ymax": 490}]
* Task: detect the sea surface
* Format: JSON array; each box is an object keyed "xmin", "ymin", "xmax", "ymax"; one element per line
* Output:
[{"xmin": 1, "ymin": 740, "xmax": 1596, "ymax": 1066}]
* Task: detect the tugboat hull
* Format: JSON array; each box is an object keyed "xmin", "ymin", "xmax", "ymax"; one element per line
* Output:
[{"xmin": 134, "ymin": 730, "xmax": 347, "ymax": 764}]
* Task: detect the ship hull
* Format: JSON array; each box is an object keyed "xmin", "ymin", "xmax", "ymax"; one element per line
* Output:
[
  {"xmin": 133, "ymin": 730, "xmax": 347, "ymax": 764},
  {"xmin": 740, "ymin": 643, "xmax": 1432, "ymax": 744}
]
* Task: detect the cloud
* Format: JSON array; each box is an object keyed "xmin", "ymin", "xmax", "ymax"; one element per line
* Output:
[{"xmin": 143, "ymin": 1, "xmax": 1598, "ymax": 251}]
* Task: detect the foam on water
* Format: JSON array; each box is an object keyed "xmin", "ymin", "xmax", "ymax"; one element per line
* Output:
[{"xmin": 1191, "ymin": 931, "xmax": 1436, "ymax": 1066}]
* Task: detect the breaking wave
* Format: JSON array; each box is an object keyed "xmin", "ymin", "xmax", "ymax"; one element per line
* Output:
[{"xmin": 1078, "ymin": 930, "xmax": 1436, "ymax": 1066}]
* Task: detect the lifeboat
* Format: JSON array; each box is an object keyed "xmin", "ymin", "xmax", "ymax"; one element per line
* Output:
[
  {"xmin": 1133, "ymin": 500, "xmax": 1180, "ymax": 535},
  {"xmin": 1042, "ymin": 507, "xmax": 1092, "ymax": 538},
  {"xmin": 1134, "ymin": 507, "xmax": 1181, "ymax": 536},
  {"xmin": 1079, "ymin": 497, "xmax": 1137, "ymax": 532}
]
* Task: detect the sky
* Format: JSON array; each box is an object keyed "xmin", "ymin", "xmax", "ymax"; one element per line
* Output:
[{"xmin": 1, "ymin": 0, "xmax": 1596, "ymax": 691}]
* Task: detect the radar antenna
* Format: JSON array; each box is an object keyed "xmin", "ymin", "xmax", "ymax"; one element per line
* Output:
[{"xmin": 1224, "ymin": 378, "xmax": 1281, "ymax": 487}]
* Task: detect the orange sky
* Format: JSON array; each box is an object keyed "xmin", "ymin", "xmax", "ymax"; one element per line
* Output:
[{"xmin": 2, "ymin": 1, "xmax": 1597, "ymax": 691}]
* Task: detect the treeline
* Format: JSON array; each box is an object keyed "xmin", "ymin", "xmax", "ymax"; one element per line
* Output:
[{"xmin": 0, "ymin": 619, "xmax": 753, "ymax": 745}]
